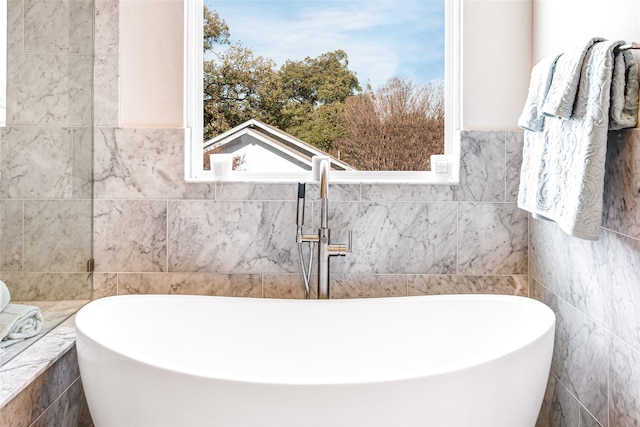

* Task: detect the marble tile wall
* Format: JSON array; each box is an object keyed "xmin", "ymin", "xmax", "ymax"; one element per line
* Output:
[
  {"xmin": 85, "ymin": 1, "xmax": 529, "ymax": 300},
  {"xmin": 92, "ymin": 129, "xmax": 529, "ymax": 300},
  {"xmin": 532, "ymin": 128, "xmax": 640, "ymax": 427},
  {"xmin": 0, "ymin": 6, "xmax": 110, "ymax": 418},
  {"xmin": 0, "ymin": 0, "xmax": 96, "ymax": 300},
  {"xmin": 0, "ymin": 317, "xmax": 92, "ymax": 426},
  {"xmin": 19, "ymin": 3, "xmax": 639, "ymax": 426}
]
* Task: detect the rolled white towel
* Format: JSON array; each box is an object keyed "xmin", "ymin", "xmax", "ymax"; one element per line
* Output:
[
  {"xmin": 0, "ymin": 304, "xmax": 44, "ymax": 349},
  {"xmin": 0, "ymin": 280, "xmax": 10, "ymax": 313}
]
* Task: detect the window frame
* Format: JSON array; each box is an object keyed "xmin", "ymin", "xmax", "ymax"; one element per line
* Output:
[{"xmin": 184, "ymin": 0, "xmax": 461, "ymax": 184}]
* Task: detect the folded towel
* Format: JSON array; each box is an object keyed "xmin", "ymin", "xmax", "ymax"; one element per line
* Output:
[
  {"xmin": 0, "ymin": 281, "xmax": 9, "ymax": 313},
  {"xmin": 0, "ymin": 304, "xmax": 44, "ymax": 349},
  {"xmin": 610, "ymin": 50, "xmax": 639, "ymax": 130},
  {"xmin": 518, "ymin": 39, "xmax": 639, "ymax": 241},
  {"xmin": 541, "ymin": 37, "xmax": 602, "ymax": 119},
  {"xmin": 517, "ymin": 54, "xmax": 560, "ymax": 131}
]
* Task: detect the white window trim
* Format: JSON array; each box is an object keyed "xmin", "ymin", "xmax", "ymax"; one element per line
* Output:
[{"xmin": 184, "ymin": 0, "xmax": 461, "ymax": 184}]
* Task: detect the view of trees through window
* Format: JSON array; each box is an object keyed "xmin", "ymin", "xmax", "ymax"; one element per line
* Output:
[{"xmin": 203, "ymin": 1, "xmax": 444, "ymax": 171}]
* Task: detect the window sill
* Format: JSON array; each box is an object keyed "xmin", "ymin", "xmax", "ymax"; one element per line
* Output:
[{"xmin": 185, "ymin": 170, "xmax": 460, "ymax": 185}]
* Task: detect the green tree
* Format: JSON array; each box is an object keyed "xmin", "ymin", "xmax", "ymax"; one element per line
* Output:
[
  {"xmin": 203, "ymin": 6, "xmax": 230, "ymax": 52},
  {"xmin": 285, "ymin": 103, "xmax": 347, "ymax": 151},
  {"xmin": 203, "ymin": 45, "xmax": 281, "ymax": 138},
  {"xmin": 278, "ymin": 50, "xmax": 360, "ymax": 149},
  {"xmin": 202, "ymin": 7, "xmax": 360, "ymax": 152},
  {"xmin": 203, "ymin": 5, "xmax": 285, "ymax": 139},
  {"xmin": 280, "ymin": 50, "xmax": 360, "ymax": 107}
]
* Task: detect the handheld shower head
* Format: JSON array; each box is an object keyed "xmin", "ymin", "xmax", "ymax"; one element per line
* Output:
[{"xmin": 296, "ymin": 182, "xmax": 306, "ymax": 227}]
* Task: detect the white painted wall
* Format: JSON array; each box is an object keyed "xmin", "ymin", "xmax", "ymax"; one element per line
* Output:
[
  {"xmin": 120, "ymin": 0, "xmax": 184, "ymax": 127},
  {"xmin": 118, "ymin": 0, "xmax": 534, "ymax": 130},
  {"xmin": 461, "ymin": 0, "xmax": 533, "ymax": 130},
  {"xmin": 533, "ymin": 0, "xmax": 640, "ymax": 61}
]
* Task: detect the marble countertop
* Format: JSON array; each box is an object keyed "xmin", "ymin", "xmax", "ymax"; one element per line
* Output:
[
  {"xmin": 1, "ymin": 300, "xmax": 87, "ymax": 367},
  {"xmin": 0, "ymin": 300, "xmax": 87, "ymax": 409}
]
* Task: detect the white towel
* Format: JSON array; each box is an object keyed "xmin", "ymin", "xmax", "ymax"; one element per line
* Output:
[
  {"xmin": 517, "ymin": 54, "xmax": 560, "ymax": 131},
  {"xmin": 0, "ymin": 280, "xmax": 9, "ymax": 313},
  {"xmin": 541, "ymin": 38, "xmax": 602, "ymax": 119},
  {"xmin": 610, "ymin": 50, "xmax": 640, "ymax": 130},
  {"xmin": 0, "ymin": 304, "xmax": 44, "ymax": 348},
  {"xmin": 518, "ymin": 40, "xmax": 639, "ymax": 241}
]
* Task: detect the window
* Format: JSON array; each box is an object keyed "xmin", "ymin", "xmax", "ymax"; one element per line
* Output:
[{"xmin": 184, "ymin": 0, "xmax": 461, "ymax": 183}]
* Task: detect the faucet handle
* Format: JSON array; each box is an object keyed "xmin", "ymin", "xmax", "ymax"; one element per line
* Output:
[{"xmin": 327, "ymin": 231, "xmax": 352, "ymax": 256}]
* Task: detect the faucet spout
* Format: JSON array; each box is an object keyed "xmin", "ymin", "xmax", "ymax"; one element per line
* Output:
[
  {"xmin": 319, "ymin": 159, "xmax": 329, "ymax": 230},
  {"xmin": 318, "ymin": 159, "xmax": 331, "ymax": 299}
]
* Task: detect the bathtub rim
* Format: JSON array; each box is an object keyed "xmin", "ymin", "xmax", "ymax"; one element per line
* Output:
[{"xmin": 76, "ymin": 293, "xmax": 556, "ymax": 386}]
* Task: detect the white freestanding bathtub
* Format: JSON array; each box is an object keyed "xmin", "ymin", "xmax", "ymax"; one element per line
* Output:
[{"xmin": 76, "ymin": 294, "xmax": 555, "ymax": 427}]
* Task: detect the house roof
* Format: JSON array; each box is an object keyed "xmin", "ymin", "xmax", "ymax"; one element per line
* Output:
[{"xmin": 203, "ymin": 119, "xmax": 355, "ymax": 171}]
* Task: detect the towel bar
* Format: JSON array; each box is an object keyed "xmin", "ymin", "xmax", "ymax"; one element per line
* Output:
[{"xmin": 616, "ymin": 42, "xmax": 640, "ymax": 52}]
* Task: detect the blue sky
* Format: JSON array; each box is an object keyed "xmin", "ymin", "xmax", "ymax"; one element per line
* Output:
[{"xmin": 204, "ymin": 0, "xmax": 444, "ymax": 91}]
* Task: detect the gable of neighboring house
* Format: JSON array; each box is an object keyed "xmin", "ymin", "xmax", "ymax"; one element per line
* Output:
[{"xmin": 203, "ymin": 119, "xmax": 354, "ymax": 172}]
